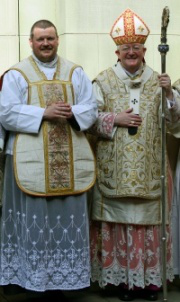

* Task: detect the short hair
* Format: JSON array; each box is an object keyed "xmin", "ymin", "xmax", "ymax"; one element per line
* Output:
[{"xmin": 30, "ymin": 20, "xmax": 58, "ymax": 39}]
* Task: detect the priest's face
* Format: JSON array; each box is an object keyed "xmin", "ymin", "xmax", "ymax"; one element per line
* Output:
[
  {"xmin": 116, "ymin": 43, "xmax": 146, "ymax": 74},
  {"xmin": 29, "ymin": 27, "xmax": 59, "ymax": 63}
]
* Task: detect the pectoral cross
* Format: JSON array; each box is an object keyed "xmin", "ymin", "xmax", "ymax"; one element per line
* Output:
[{"xmin": 131, "ymin": 99, "xmax": 138, "ymax": 105}]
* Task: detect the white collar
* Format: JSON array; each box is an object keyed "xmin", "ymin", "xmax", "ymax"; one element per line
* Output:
[
  {"xmin": 121, "ymin": 63, "xmax": 144, "ymax": 78},
  {"xmin": 32, "ymin": 53, "xmax": 58, "ymax": 68}
]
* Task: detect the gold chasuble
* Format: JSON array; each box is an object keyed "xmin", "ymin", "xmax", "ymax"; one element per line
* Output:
[
  {"xmin": 12, "ymin": 56, "xmax": 96, "ymax": 196},
  {"xmin": 95, "ymin": 65, "xmax": 164, "ymax": 199},
  {"xmin": 92, "ymin": 64, "xmax": 171, "ymax": 225}
]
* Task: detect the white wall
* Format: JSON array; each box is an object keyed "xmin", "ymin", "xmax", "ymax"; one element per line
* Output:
[
  {"xmin": 0, "ymin": 0, "xmax": 180, "ymax": 83},
  {"xmin": 0, "ymin": 0, "xmax": 19, "ymax": 74}
]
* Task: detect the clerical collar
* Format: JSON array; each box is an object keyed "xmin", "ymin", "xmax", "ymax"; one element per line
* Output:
[
  {"xmin": 121, "ymin": 63, "xmax": 144, "ymax": 79},
  {"xmin": 32, "ymin": 53, "xmax": 58, "ymax": 68}
]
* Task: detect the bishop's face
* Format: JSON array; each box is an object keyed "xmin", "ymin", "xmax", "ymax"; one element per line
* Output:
[
  {"xmin": 29, "ymin": 26, "xmax": 59, "ymax": 63},
  {"xmin": 116, "ymin": 43, "xmax": 146, "ymax": 74}
]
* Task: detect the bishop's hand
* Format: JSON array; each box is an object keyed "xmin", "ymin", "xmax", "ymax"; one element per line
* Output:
[
  {"xmin": 158, "ymin": 73, "xmax": 173, "ymax": 100},
  {"xmin": 114, "ymin": 108, "xmax": 142, "ymax": 128}
]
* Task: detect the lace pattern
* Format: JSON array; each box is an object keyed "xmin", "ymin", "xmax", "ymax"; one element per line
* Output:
[
  {"xmin": 90, "ymin": 221, "xmax": 174, "ymax": 289},
  {"xmin": 0, "ymin": 156, "xmax": 90, "ymax": 291},
  {"xmin": 1, "ymin": 208, "xmax": 90, "ymax": 291}
]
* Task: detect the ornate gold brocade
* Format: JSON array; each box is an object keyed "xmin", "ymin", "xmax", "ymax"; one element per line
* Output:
[
  {"xmin": 95, "ymin": 67, "xmax": 164, "ymax": 199},
  {"xmin": 41, "ymin": 83, "xmax": 73, "ymax": 192},
  {"xmin": 27, "ymin": 57, "xmax": 74, "ymax": 193}
]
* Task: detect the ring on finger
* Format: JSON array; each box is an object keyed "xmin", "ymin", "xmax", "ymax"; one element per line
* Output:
[{"xmin": 130, "ymin": 120, "xmax": 135, "ymax": 124}]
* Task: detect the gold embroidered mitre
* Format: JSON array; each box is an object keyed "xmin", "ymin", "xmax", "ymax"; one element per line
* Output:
[{"xmin": 110, "ymin": 8, "xmax": 150, "ymax": 45}]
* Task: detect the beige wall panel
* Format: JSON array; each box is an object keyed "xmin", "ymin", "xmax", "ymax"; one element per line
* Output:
[
  {"xmin": 58, "ymin": 33, "xmax": 180, "ymax": 82},
  {"xmin": 20, "ymin": 31, "xmax": 179, "ymax": 83},
  {"xmin": 136, "ymin": 0, "xmax": 180, "ymax": 35},
  {"xmin": 19, "ymin": 0, "xmax": 57, "ymax": 35},
  {"xmin": 0, "ymin": 37, "xmax": 19, "ymax": 74},
  {"xmin": 55, "ymin": 0, "xmax": 66, "ymax": 35},
  {"xmin": 0, "ymin": 0, "xmax": 180, "ymax": 81},
  {"xmin": 57, "ymin": 35, "xmax": 65, "ymax": 57},
  {"xmin": 145, "ymin": 35, "xmax": 180, "ymax": 83},
  {"xmin": 19, "ymin": 36, "xmax": 32, "ymax": 60},
  {"xmin": 54, "ymin": 0, "xmax": 180, "ymax": 80},
  {"xmin": 165, "ymin": 36, "xmax": 180, "ymax": 84},
  {"xmin": 59, "ymin": 34, "xmax": 99, "ymax": 81},
  {"xmin": 0, "ymin": 0, "xmax": 18, "ymax": 35},
  {"xmin": 59, "ymin": 0, "xmax": 113, "ymax": 33},
  {"xmin": 97, "ymin": 34, "xmax": 118, "ymax": 75},
  {"xmin": 108, "ymin": 0, "xmax": 180, "ymax": 35},
  {"xmin": 59, "ymin": 0, "xmax": 153, "ymax": 33},
  {"xmin": 58, "ymin": 0, "xmax": 180, "ymax": 34},
  {"xmin": 144, "ymin": 36, "xmax": 160, "ymax": 73}
]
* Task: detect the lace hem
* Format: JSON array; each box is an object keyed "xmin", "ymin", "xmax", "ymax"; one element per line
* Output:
[
  {"xmin": 0, "ymin": 205, "xmax": 90, "ymax": 291},
  {"xmin": 91, "ymin": 258, "xmax": 174, "ymax": 289}
]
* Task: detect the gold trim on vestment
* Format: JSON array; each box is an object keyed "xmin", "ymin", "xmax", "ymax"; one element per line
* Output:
[
  {"xmin": 54, "ymin": 58, "xmax": 60, "ymax": 79},
  {"xmin": 29, "ymin": 57, "xmax": 75, "ymax": 194},
  {"xmin": 13, "ymin": 56, "xmax": 96, "ymax": 196},
  {"xmin": 43, "ymin": 122, "xmax": 49, "ymax": 194},
  {"xmin": 69, "ymin": 65, "xmax": 81, "ymax": 81},
  {"xmin": 10, "ymin": 68, "xmax": 30, "ymax": 84},
  {"xmin": 62, "ymin": 83, "xmax": 68, "ymax": 103},
  {"xmin": 29, "ymin": 80, "xmax": 73, "ymax": 86},
  {"xmin": 37, "ymin": 83, "xmax": 44, "ymax": 107},
  {"xmin": 37, "ymin": 81, "xmax": 74, "ymax": 194},
  {"xmin": 68, "ymin": 64, "xmax": 81, "ymax": 105},
  {"xmin": 29, "ymin": 56, "xmax": 49, "ymax": 80},
  {"xmin": 28, "ymin": 85, "xmax": 31, "ymax": 105}
]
